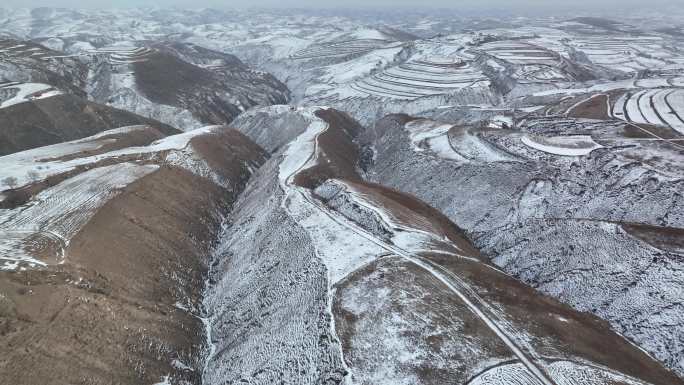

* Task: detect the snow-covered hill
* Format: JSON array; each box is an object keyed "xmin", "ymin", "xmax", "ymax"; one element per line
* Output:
[
  {"xmin": 0, "ymin": 6, "xmax": 683, "ymax": 385},
  {"xmin": 208, "ymin": 105, "xmax": 683, "ymax": 385},
  {"xmin": 361, "ymin": 109, "xmax": 684, "ymax": 378},
  {"xmin": 0, "ymin": 120, "xmax": 266, "ymax": 384},
  {"xmin": 86, "ymin": 41, "xmax": 290, "ymax": 130}
]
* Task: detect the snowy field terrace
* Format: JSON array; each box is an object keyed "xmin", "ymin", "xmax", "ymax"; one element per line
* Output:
[
  {"xmin": 568, "ymin": 36, "xmax": 681, "ymax": 73},
  {"xmin": 88, "ymin": 45, "xmax": 155, "ymax": 65},
  {"xmin": 290, "ymin": 38, "xmax": 397, "ymax": 60},
  {"xmin": 473, "ymin": 40, "xmax": 577, "ymax": 82},
  {"xmin": 611, "ymin": 88, "xmax": 684, "ymax": 134},
  {"xmin": 349, "ymin": 58, "xmax": 490, "ymax": 99},
  {"xmin": 0, "ymin": 38, "xmax": 82, "ymax": 63},
  {"xmin": 0, "ymin": 39, "xmax": 53, "ymax": 60},
  {"xmin": 476, "ymin": 40, "xmax": 561, "ymax": 66}
]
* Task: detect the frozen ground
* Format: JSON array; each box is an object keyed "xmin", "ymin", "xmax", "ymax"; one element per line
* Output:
[
  {"xmin": 214, "ymin": 106, "xmax": 683, "ymax": 385},
  {"xmin": 364, "ymin": 113, "xmax": 684, "ymax": 378},
  {"xmin": 1, "ymin": 7, "xmax": 683, "ymax": 385}
]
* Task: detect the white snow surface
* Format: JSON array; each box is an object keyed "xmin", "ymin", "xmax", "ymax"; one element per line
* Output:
[
  {"xmin": 404, "ymin": 119, "xmax": 454, "ymax": 153},
  {"xmin": 521, "ymin": 135, "xmax": 603, "ymax": 156},
  {"xmin": 0, "ymin": 82, "xmax": 62, "ymax": 108},
  {"xmin": 469, "ymin": 361, "xmax": 650, "ymax": 385},
  {"xmin": 277, "ymin": 107, "xmax": 385, "ymax": 284},
  {"xmin": 0, "ymin": 125, "xmax": 218, "ymax": 192}
]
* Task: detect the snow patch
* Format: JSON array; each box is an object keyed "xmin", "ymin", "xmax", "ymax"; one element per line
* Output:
[{"xmin": 521, "ymin": 135, "xmax": 603, "ymax": 156}]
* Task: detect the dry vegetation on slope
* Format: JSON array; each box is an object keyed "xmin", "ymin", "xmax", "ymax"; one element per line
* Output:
[{"xmin": 0, "ymin": 126, "xmax": 266, "ymax": 384}]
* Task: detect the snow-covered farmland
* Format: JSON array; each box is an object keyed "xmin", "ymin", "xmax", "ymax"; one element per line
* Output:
[
  {"xmin": 0, "ymin": 82, "xmax": 62, "ymax": 108},
  {"xmin": 611, "ymin": 88, "xmax": 684, "ymax": 134},
  {"xmin": 290, "ymin": 38, "xmax": 396, "ymax": 60},
  {"xmin": 567, "ymin": 36, "xmax": 681, "ymax": 74},
  {"xmin": 0, "ymin": 125, "xmax": 217, "ymax": 192},
  {"xmin": 473, "ymin": 40, "xmax": 578, "ymax": 82},
  {"xmin": 350, "ymin": 58, "xmax": 490, "ymax": 99},
  {"xmin": 89, "ymin": 44, "xmax": 154, "ymax": 65},
  {"xmin": 521, "ymin": 134, "xmax": 603, "ymax": 156},
  {"xmin": 478, "ymin": 40, "xmax": 561, "ymax": 67},
  {"xmin": 404, "ymin": 119, "xmax": 519, "ymax": 162},
  {"xmin": 0, "ymin": 39, "xmax": 52, "ymax": 60}
]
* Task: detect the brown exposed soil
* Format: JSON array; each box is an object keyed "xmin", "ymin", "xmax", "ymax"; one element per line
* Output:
[
  {"xmin": 0, "ymin": 94, "xmax": 179, "ymax": 156},
  {"xmin": 189, "ymin": 127, "xmax": 268, "ymax": 185},
  {"xmin": 0, "ymin": 167, "xmax": 229, "ymax": 385},
  {"xmin": 293, "ymin": 109, "xmax": 365, "ymax": 189},
  {"xmin": 567, "ymin": 94, "xmax": 611, "ymax": 120},
  {"xmin": 133, "ymin": 51, "xmax": 215, "ymax": 107},
  {"xmin": 0, "ymin": 165, "xmax": 99, "ymax": 210},
  {"xmin": 620, "ymin": 122, "xmax": 683, "ymax": 140},
  {"xmin": 133, "ymin": 51, "xmax": 240, "ymax": 125},
  {"xmin": 623, "ymin": 223, "xmax": 684, "ymax": 255},
  {"xmin": 0, "ymin": 127, "xmax": 266, "ymax": 384},
  {"xmin": 340, "ymin": 179, "xmax": 483, "ymax": 259}
]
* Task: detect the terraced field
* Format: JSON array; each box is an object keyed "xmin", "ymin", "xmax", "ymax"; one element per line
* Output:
[
  {"xmin": 474, "ymin": 40, "xmax": 575, "ymax": 82},
  {"xmin": 611, "ymin": 88, "xmax": 684, "ymax": 134},
  {"xmin": 350, "ymin": 58, "xmax": 490, "ymax": 99},
  {"xmin": 0, "ymin": 38, "xmax": 87, "ymax": 95},
  {"xmin": 290, "ymin": 39, "xmax": 397, "ymax": 60},
  {"xmin": 477, "ymin": 40, "xmax": 560, "ymax": 66},
  {"xmin": 89, "ymin": 45, "xmax": 155, "ymax": 65},
  {"xmin": 0, "ymin": 39, "xmax": 54, "ymax": 60},
  {"xmin": 567, "ymin": 36, "xmax": 679, "ymax": 73}
]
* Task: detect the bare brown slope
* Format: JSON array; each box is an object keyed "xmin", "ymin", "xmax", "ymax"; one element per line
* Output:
[
  {"xmin": 293, "ymin": 108, "xmax": 365, "ymax": 189},
  {"xmin": 0, "ymin": 129, "xmax": 267, "ymax": 384},
  {"xmin": 190, "ymin": 128, "xmax": 268, "ymax": 184},
  {"xmin": 623, "ymin": 223, "xmax": 684, "ymax": 255},
  {"xmin": 132, "ymin": 46, "xmax": 289, "ymax": 126},
  {"xmin": 0, "ymin": 167, "xmax": 227, "ymax": 384},
  {"xmin": 0, "ymin": 94, "xmax": 179, "ymax": 155},
  {"xmin": 567, "ymin": 94, "xmax": 611, "ymax": 120}
]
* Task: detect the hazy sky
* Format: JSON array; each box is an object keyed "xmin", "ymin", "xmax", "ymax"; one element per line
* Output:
[{"xmin": 2, "ymin": 0, "xmax": 681, "ymax": 11}]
